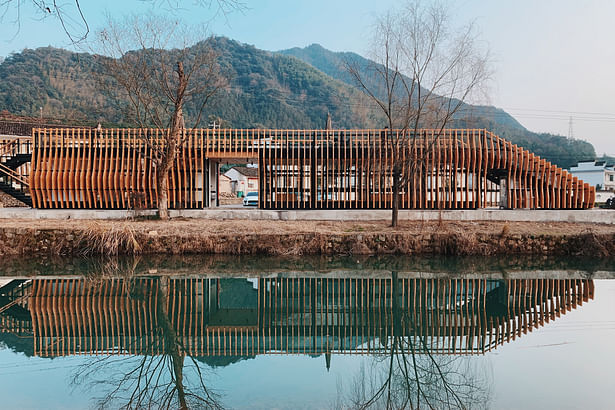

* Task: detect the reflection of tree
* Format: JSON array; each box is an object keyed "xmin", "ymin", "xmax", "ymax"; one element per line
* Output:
[
  {"xmin": 344, "ymin": 272, "xmax": 490, "ymax": 409},
  {"xmin": 72, "ymin": 277, "xmax": 221, "ymax": 409}
]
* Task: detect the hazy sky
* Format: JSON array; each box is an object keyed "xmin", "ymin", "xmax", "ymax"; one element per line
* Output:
[{"xmin": 1, "ymin": 0, "xmax": 614, "ymax": 156}]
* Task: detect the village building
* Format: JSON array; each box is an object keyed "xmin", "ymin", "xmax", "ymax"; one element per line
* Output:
[
  {"xmin": 218, "ymin": 173, "xmax": 233, "ymax": 196},
  {"xmin": 223, "ymin": 166, "xmax": 259, "ymax": 197},
  {"xmin": 569, "ymin": 160, "xmax": 615, "ymax": 203}
]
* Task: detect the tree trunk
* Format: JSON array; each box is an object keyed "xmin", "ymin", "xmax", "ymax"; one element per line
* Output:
[
  {"xmin": 157, "ymin": 159, "xmax": 171, "ymax": 220},
  {"xmin": 392, "ymin": 168, "xmax": 400, "ymax": 227},
  {"xmin": 173, "ymin": 354, "xmax": 188, "ymax": 410},
  {"xmin": 157, "ymin": 277, "xmax": 188, "ymax": 410},
  {"xmin": 155, "ymin": 61, "xmax": 187, "ymax": 220}
]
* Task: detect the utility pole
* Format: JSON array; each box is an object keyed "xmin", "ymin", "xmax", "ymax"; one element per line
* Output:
[{"xmin": 568, "ymin": 116, "xmax": 574, "ymax": 139}]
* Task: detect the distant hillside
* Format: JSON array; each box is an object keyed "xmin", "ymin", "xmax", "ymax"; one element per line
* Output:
[
  {"xmin": 279, "ymin": 44, "xmax": 525, "ymax": 130},
  {"xmin": 0, "ymin": 39, "xmax": 596, "ymax": 168},
  {"xmin": 279, "ymin": 44, "xmax": 595, "ymax": 168},
  {"xmin": 201, "ymin": 38, "xmax": 374, "ymax": 128},
  {"xmin": 0, "ymin": 47, "xmax": 106, "ymax": 124},
  {"xmin": 0, "ymin": 39, "xmax": 374, "ymax": 130}
]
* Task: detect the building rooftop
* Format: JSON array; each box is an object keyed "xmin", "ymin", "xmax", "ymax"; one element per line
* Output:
[
  {"xmin": 229, "ymin": 166, "xmax": 258, "ymax": 177},
  {"xmin": 570, "ymin": 160, "xmax": 614, "ymax": 171}
]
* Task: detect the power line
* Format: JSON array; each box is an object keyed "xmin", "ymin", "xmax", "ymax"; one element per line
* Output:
[{"xmin": 500, "ymin": 107, "xmax": 615, "ymax": 117}]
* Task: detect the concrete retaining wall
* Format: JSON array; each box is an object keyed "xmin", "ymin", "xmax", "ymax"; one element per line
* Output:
[{"xmin": 0, "ymin": 207, "xmax": 614, "ymax": 223}]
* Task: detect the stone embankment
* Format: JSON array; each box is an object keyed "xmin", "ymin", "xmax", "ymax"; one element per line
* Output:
[{"xmin": 0, "ymin": 219, "xmax": 614, "ymax": 257}]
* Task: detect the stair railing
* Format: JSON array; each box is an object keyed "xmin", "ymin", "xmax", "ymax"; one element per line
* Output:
[
  {"xmin": 0, "ymin": 137, "xmax": 31, "ymax": 158},
  {"xmin": 0, "ymin": 137, "xmax": 31, "ymax": 194},
  {"xmin": 0, "ymin": 293, "xmax": 30, "ymax": 314},
  {"xmin": 0, "ymin": 139, "xmax": 18, "ymax": 157},
  {"xmin": 0, "ymin": 161, "xmax": 29, "ymax": 187},
  {"xmin": 0, "ymin": 280, "xmax": 32, "ymax": 315}
]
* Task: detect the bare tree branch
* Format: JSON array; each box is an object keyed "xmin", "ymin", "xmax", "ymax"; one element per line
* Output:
[
  {"xmin": 71, "ymin": 279, "xmax": 222, "ymax": 409},
  {"xmin": 0, "ymin": 0, "xmax": 245, "ymax": 43},
  {"xmin": 94, "ymin": 14, "xmax": 228, "ymax": 219},
  {"xmin": 341, "ymin": 272, "xmax": 491, "ymax": 409},
  {"xmin": 346, "ymin": 0, "xmax": 491, "ymax": 227}
]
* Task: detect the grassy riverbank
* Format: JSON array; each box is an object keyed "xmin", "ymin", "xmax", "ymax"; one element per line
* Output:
[{"xmin": 0, "ymin": 219, "xmax": 614, "ymax": 257}]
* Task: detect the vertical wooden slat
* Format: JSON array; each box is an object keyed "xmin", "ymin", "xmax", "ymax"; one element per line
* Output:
[
  {"xmin": 93, "ymin": 129, "xmax": 101, "ymax": 208},
  {"xmin": 100, "ymin": 129, "xmax": 109, "ymax": 208},
  {"xmin": 33, "ymin": 129, "xmax": 42, "ymax": 208},
  {"xmin": 47, "ymin": 129, "xmax": 56, "ymax": 208}
]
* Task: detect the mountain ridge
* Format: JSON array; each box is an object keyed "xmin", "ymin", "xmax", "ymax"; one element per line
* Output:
[
  {"xmin": 0, "ymin": 38, "xmax": 596, "ymax": 168},
  {"xmin": 278, "ymin": 43, "xmax": 526, "ymax": 130},
  {"xmin": 278, "ymin": 43, "xmax": 595, "ymax": 168}
]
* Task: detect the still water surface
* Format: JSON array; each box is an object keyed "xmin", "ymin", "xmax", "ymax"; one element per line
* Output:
[{"xmin": 0, "ymin": 256, "xmax": 613, "ymax": 409}]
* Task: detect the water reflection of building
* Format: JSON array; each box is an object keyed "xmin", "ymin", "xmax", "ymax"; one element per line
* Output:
[
  {"xmin": 0, "ymin": 277, "xmax": 594, "ymax": 358},
  {"xmin": 0, "ymin": 279, "xmax": 31, "ymax": 336}
]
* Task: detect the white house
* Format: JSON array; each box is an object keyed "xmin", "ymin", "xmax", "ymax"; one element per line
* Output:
[
  {"xmin": 224, "ymin": 166, "xmax": 258, "ymax": 196},
  {"xmin": 570, "ymin": 160, "xmax": 615, "ymax": 203},
  {"xmin": 569, "ymin": 160, "xmax": 615, "ymax": 191}
]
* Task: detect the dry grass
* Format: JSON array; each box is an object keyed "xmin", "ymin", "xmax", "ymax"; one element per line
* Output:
[
  {"xmin": 500, "ymin": 223, "xmax": 510, "ymax": 237},
  {"xmin": 83, "ymin": 257, "xmax": 142, "ymax": 293},
  {"xmin": 1, "ymin": 218, "xmax": 615, "ymax": 237},
  {"xmin": 79, "ymin": 222, "xmax": 142, "ymax": 256}
]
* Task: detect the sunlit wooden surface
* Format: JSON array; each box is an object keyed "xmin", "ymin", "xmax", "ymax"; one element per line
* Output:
[{"xmin": 28, "ymin": 128, "xmax": 594, "ymax": 209}]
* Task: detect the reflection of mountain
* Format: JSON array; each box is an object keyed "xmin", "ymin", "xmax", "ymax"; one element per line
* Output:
[
  {"xmin": 195, "ymin": 354, "xmax": 255, "ymax": 368},
  {"xmin": 0, "ymin": 276, "xmax": 594, "ymax": 360}
]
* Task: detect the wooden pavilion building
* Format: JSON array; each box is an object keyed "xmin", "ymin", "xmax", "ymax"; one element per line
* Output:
[{"xmin": 0, "ymin": 127, "xmax": 596, "ymax": 209}]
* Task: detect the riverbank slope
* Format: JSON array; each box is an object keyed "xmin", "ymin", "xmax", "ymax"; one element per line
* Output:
[{"xmin": 0, "ymin": 219, "xmax": 613, "ymax": 257}]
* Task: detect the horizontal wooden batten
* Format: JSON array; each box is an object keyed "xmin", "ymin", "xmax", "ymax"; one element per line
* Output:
[{"xmin": 29, "ymin": 128, "xmax": 594, "ymax": 210}]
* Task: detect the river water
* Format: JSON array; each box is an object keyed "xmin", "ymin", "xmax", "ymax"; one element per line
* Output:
[{"xmin": 0, "ymin": 255, "xmax": 613, "ymax": 409}]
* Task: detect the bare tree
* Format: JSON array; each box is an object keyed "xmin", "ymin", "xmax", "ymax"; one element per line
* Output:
[
  {"xmin": 95, "ymin": 14, "xmax": 227, "ymax": 219},
  {"xmin": 72, "ymin": 277, "xmax": 222, "ymax": 409},
  {"xmin": 341, "ymin": 272, "xmax": 491, "ymax": 409},
  {"xmin": 0, "ymin": 1, "xmax": 245, "ymax": 43},
  {"xmin": 347, "ymin": 1, "xmax": 490, "ymax": 226}
]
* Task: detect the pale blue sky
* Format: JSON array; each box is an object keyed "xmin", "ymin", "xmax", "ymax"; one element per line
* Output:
[{"xmin": 1, "ymin": 0, "xmax": 614, "ymax": 156}]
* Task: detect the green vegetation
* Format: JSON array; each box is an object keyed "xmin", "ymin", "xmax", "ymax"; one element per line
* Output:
[
  {"xmin": 0, "ymin": 39, "xmax": 370, "ymax": 129},
  {"xmin": 280, "ymin": 44, "xmax": 596, "ymax": 169},
  {"xmin": 0, "ymin": 39, "xmax": 596, "ymax": 168}
]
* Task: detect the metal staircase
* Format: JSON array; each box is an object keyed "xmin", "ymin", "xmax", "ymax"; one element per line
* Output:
[{"xmin": 0, "ymin": 138, "xmax": 32, "ymax": 206}]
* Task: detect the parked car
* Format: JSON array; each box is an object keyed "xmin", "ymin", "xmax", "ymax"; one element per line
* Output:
[
  {"xmin": 602, "ymin": 197, "xmax": 615, "ymax": 209},
  {"xmin": 243, "ymin": 191, "xmax": 259, "ymax": 206}
]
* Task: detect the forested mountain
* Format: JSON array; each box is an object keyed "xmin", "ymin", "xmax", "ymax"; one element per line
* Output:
[
  {"xmin": 0, "ymin": 47, "xmax": 105, "ymax": 123},
  {"xmin": 0, "ymin": 38, "xmax": 372, "ymax": 129},
  {"xmin": 0, "ymin": 38, "xmax": 595, "ymax": 168},
  {"xmin": 280, "ymin": 44, "xmax": 596, "ymax": 168},
  {"xmin": 200, "ymin": 38, "xmax": 374, "ymax": 129}
]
